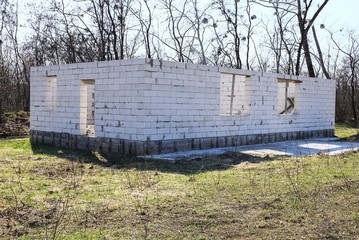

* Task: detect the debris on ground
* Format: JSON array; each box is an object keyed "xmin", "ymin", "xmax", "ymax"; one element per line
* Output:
[{"xmin": 0, "ymin": 111, "xmax": 30, "ymax": 138}]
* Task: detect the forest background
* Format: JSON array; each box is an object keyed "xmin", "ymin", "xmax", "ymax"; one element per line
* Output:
[{"xmin": 0, "ymin": 0, "xmax": 358, "ymax": 122}]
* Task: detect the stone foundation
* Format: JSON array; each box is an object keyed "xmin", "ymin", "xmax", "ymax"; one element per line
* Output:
[{"xmin": 30, "ymin": 129, "xmax": 334, "ymax": 156}]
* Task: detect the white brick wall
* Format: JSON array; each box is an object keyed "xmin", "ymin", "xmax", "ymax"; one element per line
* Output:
[{"xmin": 30, "ymin": 59, "xmax": 335, "ymax": 142}]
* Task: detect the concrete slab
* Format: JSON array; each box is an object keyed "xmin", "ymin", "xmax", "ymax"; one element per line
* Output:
[{"xmin": 140, "ymin": 138, "xmax": 359, "ymax": 162}]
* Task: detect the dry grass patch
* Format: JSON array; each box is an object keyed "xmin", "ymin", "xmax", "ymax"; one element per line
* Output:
[{"xmin": 0, "ymin": 124, "xmax": 358, "ymax": 239}]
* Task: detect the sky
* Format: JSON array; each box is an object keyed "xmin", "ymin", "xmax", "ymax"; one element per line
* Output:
[
  {"xmin": 249, "ymin": 0, "xmax": 359, "ymax": 31},
  {"xmin": 16, "ymin": 0, "xmax": 359, "ymax": 48},
  {"xmin": 17, "ymin": 0, "xmax": 359, "ymax": 32},
  {"xmin": 319, "ymin": 0, "xmax": 359, "ymax": 30}
]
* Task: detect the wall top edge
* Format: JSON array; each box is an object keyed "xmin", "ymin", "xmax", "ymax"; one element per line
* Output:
[{"xmin": 29, "ymin": 58, "xmax": 334, "ymax": 82}]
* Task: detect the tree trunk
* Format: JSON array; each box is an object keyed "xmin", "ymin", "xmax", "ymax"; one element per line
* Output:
[
  {"xmin": 312, "ymin": 25, "xmax": 330, "ymax": 79},
  {"xmin": 350, "ymin": 58, "xmax": 358, "ymax": 121}
]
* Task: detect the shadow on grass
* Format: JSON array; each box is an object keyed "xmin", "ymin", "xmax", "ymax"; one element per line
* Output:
[
  {"xmin": 335, "ymin": 121, "xmax": 359, "ymax": 141},
  {"xmin": 339, "ymin": 133, "xmax": 359, "ymax": 142},
  {"xmin": 30, "ymin": 141, "xmax": 275, "ymax": 175}
]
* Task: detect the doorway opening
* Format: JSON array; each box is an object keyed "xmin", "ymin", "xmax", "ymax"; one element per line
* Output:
[
  {"xmin": 80, "ymin": 80, "xmax": 95, "ymax": 136},
  {"xmin": 45, "ymin": 76, "xmax": 57, "ymax": 111}
]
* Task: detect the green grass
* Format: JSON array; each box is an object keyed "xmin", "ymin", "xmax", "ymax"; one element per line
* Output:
[
  {"xmin": 335, "ymin": 122, "xmax": 359, "ymax": 140},
  {"xmin": 0, "ymin": 124, "xmax": 358, "ymax": 239}
]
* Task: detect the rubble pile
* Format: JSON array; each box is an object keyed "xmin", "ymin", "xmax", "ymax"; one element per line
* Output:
[{"xmin": 0, "ymin": 112, "xmax": 30, "ymax": 138}]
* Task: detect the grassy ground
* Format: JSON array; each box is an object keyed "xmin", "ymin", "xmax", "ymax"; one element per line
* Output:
[
  {"xmin": 0, "ymin": 125, "xmax": 358, "ymax": 239},
  {"xmin": 335, "ymin": 122, "xmax": 359, "ymax": 140}
]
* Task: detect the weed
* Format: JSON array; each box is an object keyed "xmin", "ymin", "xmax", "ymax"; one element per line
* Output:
[
  {"xmin": 245, "ymin": 168, "xmax": 256, "ymax": 186},
  {"xmin": 281, "ymin": 159, "xmax": 303, "ymax": 202},
  {"xmin": 45, "ymin": 196, "xmax": 71, "ymax": 240},
  {"xmin": 64, "ymin": 162, "xmax": 83, "ymax": 190}
]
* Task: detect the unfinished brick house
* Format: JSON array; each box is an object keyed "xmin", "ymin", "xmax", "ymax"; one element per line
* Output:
[{"xmin": 30, "ymin": 59, "xmax": 335, "ymax": 155}]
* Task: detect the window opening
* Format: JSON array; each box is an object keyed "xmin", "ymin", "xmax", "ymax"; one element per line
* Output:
[
  {"xmin": 220, "ymin": 74, "xmax": 249, "ymax": 115},
  {"xmin": 277, "ymin": 79, "xmax": 301, "ymax": 115}
]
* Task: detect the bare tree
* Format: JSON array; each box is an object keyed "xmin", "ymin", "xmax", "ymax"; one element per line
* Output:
[
  {"xmin": 186, "ymin": 0, "xmax": 213, "ymax": 65},
  {"xmin": 157, "ymin": 0, "xmax": 194, "ymax": 62},
  {"xmin": 312, "ymin": 24, "xmax": 330, "ymax": 79},
  {"xmin": 242, "ymin": 0, "xmax": 259, "ymax": 70},
  {"xmin": 330, "ymin": 30, "xmax": 359, "ymax": 122},
  {"xmin": 131, "ymin": 0, "xmax": 153, "ymax": 59},
  {"xmin": 253, "ymin": 0, "xmax": 330, "ymax": 76},
  {"xmin": 295, "ymin": 0, "xmax": 329, "ymax": 77},
  {"xmin": 271, "ymin": 1, "xmax": 297, "ymax": 74},
  {"xmin": 0, "ymin": 0, "xmax": 30, "ymax": 113},
  {"xmin": 215, "ymin": 0, "xmax": 243, "ymax": 69},
  {"xmin": 104, "ymin": 0, "xmax": 132, "ymax": 60}
]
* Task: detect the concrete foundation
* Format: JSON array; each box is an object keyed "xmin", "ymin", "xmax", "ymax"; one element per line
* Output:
[{"xmin": 30, "ymin": 129, "xmax": 334, "ymax": 155}]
